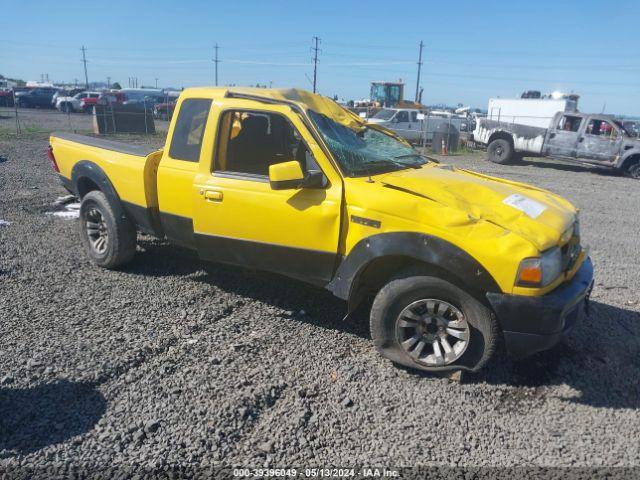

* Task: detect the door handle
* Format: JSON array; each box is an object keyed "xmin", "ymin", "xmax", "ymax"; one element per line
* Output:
[
  {"xmin": 549, "ymin": 132, "xmax": 556, "ymax": 139},
  {"xmin": 578, "ymin": 136, "xmax": 584, "ymax": 143},
  {"xmin": 204, "ymin": 190, "xmax": 223, "ymax": 202}
]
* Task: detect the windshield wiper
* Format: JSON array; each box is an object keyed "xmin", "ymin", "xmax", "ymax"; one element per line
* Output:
[
  {"xmin": 391, "ymin": 154, "xmax": 425, "ymax": 168},
  {"xmin": 395, "ymin": 153, "xmax": 439, "ymax": 164}
]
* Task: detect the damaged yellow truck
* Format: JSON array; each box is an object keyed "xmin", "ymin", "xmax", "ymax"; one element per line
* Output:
[{"xmin": 49, "ymin": 87, "xmax": 593, "ymax": 373}]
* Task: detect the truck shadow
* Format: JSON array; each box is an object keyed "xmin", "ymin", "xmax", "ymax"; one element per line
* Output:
[
  {"xmin": 130, "ymin": 239, "xmax": 640, "ymax": 410},
  {"xmin": 466, "ymin": 300, "xmax": 640, "ymax": 410},
  {"xmin": 0, "ymin": 380, "xmax": 106, "ymax": 455},
  {"xmin": 518, "ymin": 157, "xmax": 619, "ymax": 176},
  {"xmin": 129, "ymin": 238, "xmax": 369, "ymax": 339}
]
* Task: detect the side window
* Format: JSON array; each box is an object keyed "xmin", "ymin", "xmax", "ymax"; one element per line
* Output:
[
  {"xmin": 215, "ymin": 110, "xmax": 315, "ymax": 177},
  {"xmin": 410, "ymin": 111, "xmax": 419, "ymax": 122},
  {"xmin": 396, "ymin": 111, "xmax": 409, "ymax": 123},
  {"xmin": 169, "ymin": 98, "xmax": 212, "ymax": 162},
  {"xmin": 586, "ymin": 119, "xmax": 618, "ymax": 139},
  {"xmin": 557, "ymin": 115, "xmax": 581, "ymax": 132}
]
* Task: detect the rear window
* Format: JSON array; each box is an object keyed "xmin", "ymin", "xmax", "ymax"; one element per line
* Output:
[{"xmin": 169, "ymin": 99, "xmax": 212, "ymax": 162}]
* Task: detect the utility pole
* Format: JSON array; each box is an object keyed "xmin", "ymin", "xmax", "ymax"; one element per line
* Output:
[
  {"xmin": 311, "ymin": 36, "xmax": 320, "ymax": 93},
  {"xmin": 107, "ymin": 76, "xmax": 111, "ymax": 89},
  {"xmin": 155, "ymin": 78, "xmax": 158, "ymax": 88},
  {"xmin": 213, "ymin": 44, "xmax": 220, "ymax": 86},
  {"xmin": 81, "ymin": 46, "xmax": 89, "ymax": 88},
  {"xmin": 415, "ymin": 40, "xmax": 423, "ymax": 102}
]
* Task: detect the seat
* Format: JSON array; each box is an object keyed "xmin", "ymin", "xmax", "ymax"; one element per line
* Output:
[{"xmin": 228, "ymin": 115, "xmax": 276, "ymax": 175}]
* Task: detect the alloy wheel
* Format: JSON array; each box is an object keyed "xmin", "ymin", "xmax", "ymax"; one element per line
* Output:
[
  {"xmin": 85, "ymin": 208, "xmax": 109, "ymax": 254},
  {"xmin": 396, "ymin": 299, "xmax": 470, "ymax": 366}
]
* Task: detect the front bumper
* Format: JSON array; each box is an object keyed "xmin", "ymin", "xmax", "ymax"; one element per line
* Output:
[{"xmin": 487, "ymin": 257, "xmax": 594, "ymax": 358}]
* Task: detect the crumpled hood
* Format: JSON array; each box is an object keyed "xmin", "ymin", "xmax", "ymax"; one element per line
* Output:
[{"xmin": 379, "ymin": 165, "xmax": 577, "ymax": 251}]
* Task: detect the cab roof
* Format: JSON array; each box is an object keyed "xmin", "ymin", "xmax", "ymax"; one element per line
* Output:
[{"xmin": 181, "ymin": 86, "xmax": 366, "ymax": 130}]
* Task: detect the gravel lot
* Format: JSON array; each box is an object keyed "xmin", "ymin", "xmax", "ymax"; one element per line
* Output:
[{"xmin": 1, "ymin": 111, "xmax": 639, "ymax": 477}]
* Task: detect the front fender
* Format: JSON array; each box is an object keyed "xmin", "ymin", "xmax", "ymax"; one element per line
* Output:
[
  {"xmin": 327, "ymin": 232, "xmax": 501, "ymax": 307},
  {"xmin": 619, "ymin": 149, "xmax": 640, "ymax": 169}
]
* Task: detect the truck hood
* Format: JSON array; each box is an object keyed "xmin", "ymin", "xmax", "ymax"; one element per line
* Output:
[{"xmin": 378, "ymin": 165, "xmax": 577, "ymax": 251}]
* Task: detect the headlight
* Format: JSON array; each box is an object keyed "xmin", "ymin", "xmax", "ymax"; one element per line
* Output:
[{"xmin": 515, "ymin": 247, "xmax": 563, "ymax": 287}]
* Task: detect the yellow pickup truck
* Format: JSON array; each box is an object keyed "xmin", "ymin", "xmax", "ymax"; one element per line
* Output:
[{"xmin": 49, "ymin": 87, "xmax": 593, "ymax": 373}]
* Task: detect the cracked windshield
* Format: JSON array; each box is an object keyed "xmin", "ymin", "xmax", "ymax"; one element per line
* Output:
[{"xmin": 309, "ymin": 111, "xmax": 428, "ymax": 176}]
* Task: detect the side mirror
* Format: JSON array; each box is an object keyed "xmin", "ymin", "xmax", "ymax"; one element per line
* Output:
[
  {"xmin": 269, "ymin": 161, "xmax": 326, "ymax": 190},
  {"xmin": 269, "ymin": 161, "xmax": 305, "ymax": 190}
]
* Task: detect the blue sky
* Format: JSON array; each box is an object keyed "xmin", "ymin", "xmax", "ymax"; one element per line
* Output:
[{"xmin": 2, "ymin": 0, "xmax": 639, "ymax": 115}]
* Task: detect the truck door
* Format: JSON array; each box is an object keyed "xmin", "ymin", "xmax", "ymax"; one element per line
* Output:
[
  {"xmin": 576, "ymin": 118, "xmax": 623, "ymax": 163},
  {"xmin": 192, "ymin": 104, "xmax": 343, "ymax": 286},
  {"xmin": 545, "ymin": 114, "xmax": 582, "ymax": 157}
]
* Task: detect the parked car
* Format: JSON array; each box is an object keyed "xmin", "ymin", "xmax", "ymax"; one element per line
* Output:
[
  {"xmin": 52, "ymin": 88, "xmax": 85, "ymax": 108},
  {"xmin": 621, "ymin": 120, "xmax": 640, "ymax": 138},
  {"xmin": 48, "ymin": 87, "xmax": 593, "ymax": 374},
  {"xmin": 153, "ymin": 91, "xmax": 180, "ymax": 120},
  {"xmin": 368, "ymin": 108, "xmax": 467, "ymax": 144},
  {"xmin": 96, "ymin": 91, "xmax": 125, "ymax": 105},
  {"xmin": 473, "ymin": 111, "xmax": 640, "ymax": 179},
  {"xmin": 14, "ymin": 88, "xmax": 57, "ymax": 108},
  {"xmin": 79, "ymin": 94, "xmax": 102, "ymax": 113},
  {"xmin": 56, "ymin": 92, "xmax": 100, "ymax": 113},
  {"xmin": 0, "ymin": 89, "xmax": 14, "ymax": 107},
  {"xmin": 367, "ymin": 108, "xmax": 425, "ymax": 142}
]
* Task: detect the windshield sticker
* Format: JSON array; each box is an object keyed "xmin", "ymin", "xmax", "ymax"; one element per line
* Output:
[{"xmin": 503, "ymin": 194, "xmax": 546, "ymax": 219}]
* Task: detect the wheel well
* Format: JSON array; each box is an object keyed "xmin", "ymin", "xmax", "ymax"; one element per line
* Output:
[
  {"xmin": 76, "ymin": 176, "xmax": 100, "ymax": 198},
  {"xmin": 621, "ymin": 154, "xmax": 640, "ymax": 170},
  {"xmin": 487, "ymin": 131, "xmax": 514, "ymax": 148},
  {"xmin": 348, "ymin": 255, "xmax": 487, "ymax": 312}
]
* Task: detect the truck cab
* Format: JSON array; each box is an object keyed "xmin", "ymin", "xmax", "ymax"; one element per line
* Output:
[
  {"xmin": 367, "ymin": 108, "xmax": 423, "ymax": 142},
  {"xmin": 544, "ymin": 112, "xmax": 626, "ymax": 164}
]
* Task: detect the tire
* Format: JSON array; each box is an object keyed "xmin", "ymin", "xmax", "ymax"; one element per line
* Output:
[
  {"xmin": 370, "ymin": 272, "xmax": 498, "ymax": 373},
  {"xmin": 487, "ymin": 138, "xmax": 514, "ymax": 164},
  {"xmin": 624, "ymin": 160, "xmax": 640, "ymax": 179},
  {"xmin": 79, "ymin": 190, "xmax": 136, "ymax": 269}
]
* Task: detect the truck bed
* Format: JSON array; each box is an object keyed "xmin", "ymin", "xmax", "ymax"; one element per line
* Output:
[
  {"xmin": 52, "ymin": 132, "xmax": 158, "ymax": 157},
  {"xmin": 50, "ymin": 132, "xmax": 163, "ymax": 234}
]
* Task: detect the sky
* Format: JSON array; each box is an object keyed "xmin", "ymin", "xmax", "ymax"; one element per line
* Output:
[{"xmin": 2, "ymin": 0, "xmax": 639, "ymax": 115}]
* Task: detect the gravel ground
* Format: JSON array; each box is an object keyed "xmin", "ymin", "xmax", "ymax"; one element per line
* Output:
[{"xmin": 1, "ymin": 112, "xmax": 639, "ymax": 477}]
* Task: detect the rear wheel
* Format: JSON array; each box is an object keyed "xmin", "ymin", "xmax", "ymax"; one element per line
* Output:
[
  {"xmin": 370, "ymin": 273, "xmax": 498, "ymax": 372},
  {"xmin": 487, "ymin": 138, "xmax": 514, "ymax": 164},
  {"xmin": 79, "ymin": 190, "xmax": 136, "ymax": 268}
]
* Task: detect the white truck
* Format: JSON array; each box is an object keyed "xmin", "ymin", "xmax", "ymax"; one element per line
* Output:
[
  {"xmin": 473, "ymin": 110, "xmax": 640, "ymax": 179},
  {"xmin": 486, "ymin": 96, "xmax": 579, "ymax": 128}
]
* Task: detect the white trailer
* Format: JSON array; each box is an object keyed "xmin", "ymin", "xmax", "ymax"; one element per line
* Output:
[{"xmin": 486, "ymin": 97, "xmax": 579, "ymax": 129}]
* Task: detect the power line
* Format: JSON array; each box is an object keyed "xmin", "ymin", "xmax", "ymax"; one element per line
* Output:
[
  {"xmin": 213, "ymin": 44, "xmax": 220, "ymax": 86},
  {"xmin": 311, "ymin": 36, "xmax": 321, "ymax": 93},
  {"xmin": 81, "ymin": 46, "xmax": 89, "ymax": 88},
  {"xmin": 415, "ymin": 40, "xmax": 423, "ymax": 102}
]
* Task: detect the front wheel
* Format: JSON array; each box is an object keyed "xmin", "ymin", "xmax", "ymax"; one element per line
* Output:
[
  {"xmin": 624, "ymin": 160, "xmax": 640, "ymax": 179},
  {"xmin": 370, "ymin": 273, "xmax": 498, "ymax": 372},
  {"xmin": 487, "ymin": 138, "xmax": 514, "ymax": 164},
  {"xmin": 79, "ymin": 190, "xmax": 137, "ymax": 268}
]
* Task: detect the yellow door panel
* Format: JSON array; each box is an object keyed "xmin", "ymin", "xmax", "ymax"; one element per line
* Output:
[{"xmin": 191, "ymin": 102, "xmax": 343, "ymax": 285}]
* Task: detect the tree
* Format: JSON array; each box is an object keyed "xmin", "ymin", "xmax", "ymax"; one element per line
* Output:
[{"xmin": 111, "ymin": 82, "xmax": 122, "ymax": 90}]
